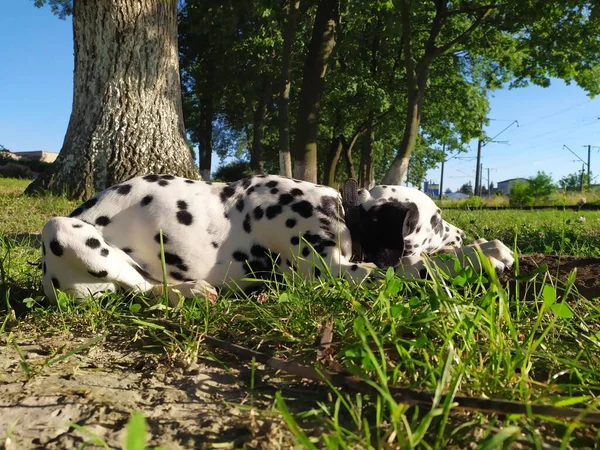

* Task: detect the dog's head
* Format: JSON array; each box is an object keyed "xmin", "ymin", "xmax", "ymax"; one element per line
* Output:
[{"xmin": 350, "ymin": 200, "xmax": 420, "ymax": 269}]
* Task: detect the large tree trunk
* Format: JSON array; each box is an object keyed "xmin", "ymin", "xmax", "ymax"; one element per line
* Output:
[
  {"xmin": 26, "ymin": 0, "xmax": 198, "ymax": 200},
  {"xmin": 359, "ymin": 111, "xmax": 375, "ymax": 189},
  {"xmin": 198, "ymin": 95, "xmax": 214, "ymax": 181},
  {"xmin": 250, "ymin": 77, "xmax": 272, "ymax": 174},
  {"xmin": 292, "ymin": 0, "xmax": 338, "ymax": 183},
  {"xmin": 278, "ymin": 0, "xmax": 300, "ymax": 178}
]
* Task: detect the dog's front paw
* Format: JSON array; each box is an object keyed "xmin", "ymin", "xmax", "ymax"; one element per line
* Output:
[{"xmin": 478, "ymin": 239, "xmax": 515, "ymax": 272}]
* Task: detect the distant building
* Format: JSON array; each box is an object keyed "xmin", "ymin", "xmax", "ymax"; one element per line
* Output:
[
  {"xmin": 423, "ymin": 181, "xmax": 440, "ymax": 197},
  {"xmin": 445, "ymin": 192, "xmax": 470, "ymax": 200},
  {"xmin": 16, "ymin": 151, "xmax": 58, "ymax": 163},
  {"xmin": 497, "ymin": 178, "xmax": 528, "ymax": 195}
]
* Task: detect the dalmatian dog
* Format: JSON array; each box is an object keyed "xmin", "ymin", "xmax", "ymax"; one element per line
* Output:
[{"xmin": 40, "ymin": 174, "xmax": 514, "ymax": 304}]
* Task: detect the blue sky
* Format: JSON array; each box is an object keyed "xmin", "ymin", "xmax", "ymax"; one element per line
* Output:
[{"xmin": 1, "ymin": 1, "xmax": 599, "ymax": 191}]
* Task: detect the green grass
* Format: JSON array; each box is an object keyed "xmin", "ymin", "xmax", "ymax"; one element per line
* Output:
[
  {"xmin": 1, "ymin": 177, "xmax": 599, "ymax": 448},
  {"xmin": 444, "ymin": 209, "xmax": 600, "ymax": 256}
]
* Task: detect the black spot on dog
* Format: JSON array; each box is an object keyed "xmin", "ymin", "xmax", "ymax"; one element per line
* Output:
[
  {"xmin": 391, "ymin": 188, "xmax": 396, "ymax": 192},
  {"xmin": 241, "ymin": 178, "xmax": 252, "ymax": 189},
  {"xmin": 205, "ymin": 181, "xmax": 213, "ymax": 185},
  {"xmin": 161, "ymin": 175, "xmax": 175, "ymax": 180},
  {"xmin": 122, "ymin": 247, "xmax": 133, "ymax": 254},
  {"xmin": 254, "ymin": 206, "xmax": 264, "ymax": 220},
  {"xmin": 251, "ymin": 244, "xmax": 269, "ymax": 258},
  {"xmin": 301, "ymin": 247, "xmax": 310, "ymax": 257},
  {"xmin": 285, "ymin": 218, "xmax": 296, "ymax": 228},
  {"xmin": 100, "ymin": 248, "xmax": 109, "ymax": 257},
  {"xmin": 266, "ymin": 205, "xmax": 283, "ymax": 219},
  {"xmin": 220, "ymin": 185, "xmax": 236, "ymax": 203},
  {"xmin": 212, "ymin": 241, "xmax": 219, "ymax": 248},
  {"xmin": 415, "ymin": 225, "xmax": 422, "ymax": 234},
  {"xmin": 154, "ymin": 233, "xmax": 169, "ymax": 244},
  {"xmin": 51, "ymin": 277, "xmax": 60, "ymax": 289},
  {"xmin": 233, "ymin": 251, "xmax": 248, "ymax": 262},
  {"xmin": 286, "ymin": 259, "xmax": 292, "ymax": 267},
  {"xmin": 176, "ymin": 263, "xmax": 188, "ymax": 272},
  {"xmin": 88, "ymin": 270, "xmax": 108, "ymax": 278},
  {"xmin": 430, "ymin": 213, "xmax": 444, "ymax": 235},
  {"xmin": 350, "ymin": 264, "xmax": 358, "ymax": 272},
  {"xmin": 158, "ymin": 180, "xmax": 169, "ymax": 187},
  {"xmin": 50, "ymin": 239, "xmax": 64, "ymax": 256},
  {"xmin": 116, "ymin": 184, "xmax": 132, "ymax": 195},
  {"xmin": 143, "ymin": 174, "xmax": 159, "ymax": 182},
  {"xmin": 243, "ymin": 214, "xmax": 252, "ymax": 233},
  {"xmin": 278, "ymin": 193, "xmax": 294, "ymax": 205},
  {"xmin": 290, "ymin": 236, "xmax": 300, "ymax": 245},
  {"xmin": 291, "ymin": 200, "xmax": 314, "ymax": 218},
  {"xmin": 319, "ymin": 218, "xmax": 330, "ymax": 226},
  {"xmin": 290, "ymin": 188, "xmax": 303, "ymax": 196},
  {"xmin": 266, "ymin": 180, "xmax": 278, "ymax": 188},
  {"xmin": 270, "ymin": 188, "xmax": 279, "ymax": 195},
  {"xmin": 141, "ymin": 195, "xmax": 153, "ymax": 206},
  {"xmin": 170, "ymin": 271, "xmax": 187, "ymax": 281},
  {"xmin": 177, "ymin": 200, "xmax": 188, "ymax": 210},
  {"xmin": 235, "ymin": 198, "xmax": 245, "ymax": 212},
  {"xmin": 159, "ymin": 252, "xmax": 184, "ymax": 266},
  {"xmin": 69, "ymin": 207, "xmax": 84, "ymax": 217},
  {"xmin": 95, "ymin": 216, "xmax": 111, "ymax": 226},
  {"xmin": 177, "ymin": 210, "xmax": 193, "ymax": 225},
  {"xmin": 314, "ymin": 267, "xmax": 321, "ymax": 278},
  {"xmin": 72, "ymin": 224, "xmax": 83, "ymax": 228},
  {"xmin": 247, "ymin": 186, "xmax": 256, "ymax": 195},
  {"xmin": 85, "ymin": 238, "xmax": 101, "ymax": 249},
  {"xmin": 69, "ymin": 197, "xmax": 98, "ymax": 217},
  {"xmin": 185, "ymin": 179, "xmax": 195, "ymax": 184}
]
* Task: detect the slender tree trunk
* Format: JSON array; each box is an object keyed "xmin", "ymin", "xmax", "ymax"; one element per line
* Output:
[
  {"xmin": 292, "ymin": 0, "xmax": 338, "ymax": 183},
  {"xmin": 279, "ymin": 0, "xmax": 300, "ymax": 178},
  {"xmin": 359, "ymin": 111, "xmax": 375, "ymax": 188},
  {"xmin": 198, "ymin": 95, "xmax": 213, "ymax": 181},
  {"xmin": 26, "ymin": 0, "xmax": 198, "ymax": 200},
  {"xmin": 344, "ymin": 139, "xmax": 357, "ymax": 180},
  {"xmin": 381, "ymin": 72, "xmax": 427, "ymax": 185},
  {"xmin": 323, "ymin": 135, "xmax": 344, "ymax": 186},
  {"xmin": 250, "ymin": 77, "xmax": 272, "ymax": 174}
]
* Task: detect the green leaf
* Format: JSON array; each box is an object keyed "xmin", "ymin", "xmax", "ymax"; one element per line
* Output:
[
  {"xmin": 542, "ymin": 285, "xmax": 557, "ymax": 309},
  {"xmin": 550, "ymin": 302, "xmax": 574, "ymax": 320},
  {"xmin": 125, "ymin": 412, "xmax": 147, "ymax": 450}
]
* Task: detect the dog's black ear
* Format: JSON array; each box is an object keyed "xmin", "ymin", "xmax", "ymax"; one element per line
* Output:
[{"xmin": 341, "ymin": 179, "xmax": 362, "ymax": 261}]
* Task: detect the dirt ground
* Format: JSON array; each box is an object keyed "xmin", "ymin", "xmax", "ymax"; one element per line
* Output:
[{"xmin": 1, "ymin": 254, "xmax": 599, "ymax": 449}]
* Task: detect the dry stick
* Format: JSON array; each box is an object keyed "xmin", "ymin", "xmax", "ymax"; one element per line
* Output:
[{"xmin": 200, "ymin": 334, "xmax": 600, "ymax": 425}]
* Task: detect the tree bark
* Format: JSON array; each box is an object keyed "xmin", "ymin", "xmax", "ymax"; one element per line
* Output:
[
  {"xmin": 323, "ymin": 135, "xmax": 343, "ymax": 187},
  {"xmin": 278, "ymin": 0, "xmax": 300, "ymax": 178},
  {"xmin": 26, "ymin": 0, "xmax": 198, "ymax": 200},
  {"xmin": 198, "ymin": 94, "xmax": 214, "ymax": 181},
  {"xmin": 250, "ymin": 77, "xmax": 272, "ymax": 174},
  {"xmin": 381, "ymin": 1, "xmax": 492, "ymax": 185},
  {"xmin": 381, "ymin": 71, "xmax": 428, "ymax": 185},
  {"xmin": 359, "ymin": 111, "xmax": 375, "ymax": 189},
  {"xmin": 344, "ymin": 139, "xmax": 357, "ymax": 181},
  {"xmin": 292, "ymin": 0, "xmax": 338, "ymax": 183}
]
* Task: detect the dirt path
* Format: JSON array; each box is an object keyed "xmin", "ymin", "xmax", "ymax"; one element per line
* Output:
[{"xmin": 0, "ymin": 327, "xmax": 292, "ymax": 449}]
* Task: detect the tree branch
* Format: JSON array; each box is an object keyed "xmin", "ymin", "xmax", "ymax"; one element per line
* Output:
[{"xmin": 431, "ymin": 7, "xmax": 495, "ymax": 58}]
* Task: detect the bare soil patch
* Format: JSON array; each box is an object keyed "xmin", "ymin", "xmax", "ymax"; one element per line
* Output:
[{"xmin": 0, "ymin": 326, "xmax": 295, "ymax": 449}]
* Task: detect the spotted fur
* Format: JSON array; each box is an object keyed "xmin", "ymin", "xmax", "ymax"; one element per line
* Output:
[{"xmin": 40, "ymin": 175, "xmax": 513, "ymax": 304}]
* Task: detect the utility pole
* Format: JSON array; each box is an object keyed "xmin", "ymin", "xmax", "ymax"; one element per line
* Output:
[
  {"xmin": 479, "ymin": 163, "xmax": 483, "ymax": 196},
  {"xmin": 475, "ymin": 137, "xmax": 482, "ymax": 196},
  {"xmin": 487, "ymin": 167, "xmax": 491, "ymax": 196},
  {"xmin": 587, "ymin": 144, "xmax": 591, "ymax": 183},
  {"xmin": 475, "ymin": 119, "xmax": 518, "ymax": 197},
  {"xmin": 580, "ymin": 164, "xmax": 585, "ymax": 192},
  {"xmin": 439, "ymin": 143, "xmax": 445, "ymax": 200}
]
